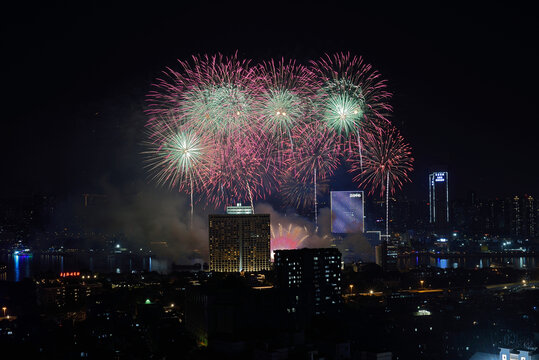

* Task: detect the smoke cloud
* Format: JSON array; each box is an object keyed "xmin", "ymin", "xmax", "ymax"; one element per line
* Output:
[{"xmin": 75, "ymin": 180, "xmax": 208, "ymax": 265}]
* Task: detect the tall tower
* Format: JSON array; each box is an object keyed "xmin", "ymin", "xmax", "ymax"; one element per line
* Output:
[
  {"xmin": 429, "ymin": 172, "xmax": 449, "ymax": 227},
  {"xmin": 510, "ymin": 195, "xmax": 536, "ymax": 238},
  {"xmin": 209, "ymin": 214, "xmax": 270, "ymax": 272}
]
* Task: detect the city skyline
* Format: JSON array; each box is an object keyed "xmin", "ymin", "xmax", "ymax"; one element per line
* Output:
[{"xmin": 1, "ymin": 4, "xmax": 539, "ymax": 360}]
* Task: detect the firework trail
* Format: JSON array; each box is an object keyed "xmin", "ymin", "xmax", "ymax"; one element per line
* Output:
[
  {"xmin": 311, "ymin": 52, "xmax": 392, "ymax": 169},
  {"xmin": 270, "ymin": 223, "xmax": 309, "ymax": 260},
  {"xmin": 349, "ymin": 126, "xmax": 413, "ymax": 236},
  {"xmin": 287, "ymin": 122, "xmax": 340, "ymax": 229},
  {"xmin": 280, "ymin": 174, "xmax": 329, "ymax": 210},
  {"xmin": 142, "ymin": 119, "xmax": 212, "ymax": 226}
]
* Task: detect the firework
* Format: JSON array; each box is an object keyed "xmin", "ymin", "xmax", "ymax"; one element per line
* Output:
[
  {"xmin": 203, "ymin": 133, "xmax": 278, "ymax": 208},
  {"xmin": 287, "ymin": 122, "xmax": 340, "ymax": 228},
  {"xmin": 147, "ymin": 53, "xmax": 259, "ymax": 137},
  {"xmin": 270, "ymin": 223, "xmax": 309, "ymax": 260},
  {"xmin": 280, "ymin": 173, "xmax": 329, "ymax": 210},
  {"xmin": 311, "ymin": 53, "xmax": 392, "ymax": 170},
  {"xmin": 183, "ymin": 54, "xmax": 259, "ymax": 138},
  {"xmin": 144, "ymin": 52, "xmax": 406, "ymax": 217},
  {"xmin": 311, "ymin": 52, "xmax": 392, "ymax": 133},
  {"xmin": 256, "ymin": 59, "xmax": 318, "ymax": 152},
  {"xmin": 349, "ymin": 126, "xmax": 413, "ymax": 235},
  {"xmin": 142, "ymin": 119, "xmax": 212, "ymax": 224}
]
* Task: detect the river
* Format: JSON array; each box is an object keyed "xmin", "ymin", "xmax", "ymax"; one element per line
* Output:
[{"xmin": 0, "ymin": 252, "xmax": 171, "ymax": 282}]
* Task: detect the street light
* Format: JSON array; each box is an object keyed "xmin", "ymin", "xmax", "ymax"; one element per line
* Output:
[
  {"xmin": 2, "ymin": 307, "xmax": 6, "ymax": 317},
  {"xmin": 349, "ymin": 284, "xmax": 354, "ymax": 295},
  {"xmin": 420, "ymin": 280, "xmax": 425, "ymax": 289}
]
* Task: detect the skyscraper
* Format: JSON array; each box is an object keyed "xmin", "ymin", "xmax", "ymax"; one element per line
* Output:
[
  {"xmin": 429, "ymin": 172, "xmax": 449, "ymax": 227},
  {"xmin": 510, "ymin": 195, "xmax": 536, "ymax": 238},
  {"xmin": 209, "ymin": 214, "xmax": 270, "ymax": 272},
  {"xmin": 330, "ymin": 190, "xmax": 365, "ymax": 233}
]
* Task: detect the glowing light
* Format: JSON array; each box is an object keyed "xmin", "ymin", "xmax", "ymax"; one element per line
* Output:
[
  {"xmin": 270, "ymin": 223, "xmax": 309, "ymax": 259},
  {"xmin": 321, "ymin": 92, "xmax": 364, "ymax": 135},
  {"xmin": 349, "ymin": 127, "xmax": 413, "ymax": 197},
  {"xmin": 144, "ymin": 52, "xmax": 397, "ymax": 212}
]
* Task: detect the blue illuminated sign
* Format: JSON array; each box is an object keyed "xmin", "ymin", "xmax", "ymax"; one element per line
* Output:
[
  {"xmin": 331, "ymin": 191, "xmax": 365, "ymax": 233},
  {"xmin": 434, "ymin": 172, "xmax": 446, "ymax": 182}
]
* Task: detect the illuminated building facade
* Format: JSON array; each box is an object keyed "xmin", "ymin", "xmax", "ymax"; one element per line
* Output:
[
  {"xmin": 330, "ymin": 191, "xmax": 365, "ymax": 233},
  {"xmin": 226, "ymin": 203, "xmax": 253, "ymax": 215},
  {"xmin": 429, "ymin": 172, "xmax": 449, "ymax": 226},
  {"xmin": 274, "ymin": 248, "xmax": 342, "ymax": 316},
  {"xmin": 209, "ymin": 214, "xmax": 270, "ymax": 272}
]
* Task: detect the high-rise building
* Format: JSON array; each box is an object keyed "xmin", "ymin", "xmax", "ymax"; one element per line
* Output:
[
  {"xmin": 330, "ymin": 190, "xmax": 365, "ymax": 233},
  {"xmin": 209, "ymin": 214, "xmax": 270, "ymax": 272},
  {"xmin": 274, "ymin": 248, "xmax": 342, "ymax": 316},
  {"xmin": 429, "ymin": 172, "xmax": 449, "ymax": 227},
  {"xmin": 510, "ymin": 195, "xmax": 536, "ymax": 238}
]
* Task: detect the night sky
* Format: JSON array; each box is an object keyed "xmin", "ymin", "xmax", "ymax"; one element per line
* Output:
[{"xmin": 2, "ymin": 2, "xmax": 538, "ymax": 201}]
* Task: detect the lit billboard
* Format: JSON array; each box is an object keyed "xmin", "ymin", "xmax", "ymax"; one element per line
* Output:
[{"xmin": 330, "ymin": 191, "xmax": 365, "ymax": 233}]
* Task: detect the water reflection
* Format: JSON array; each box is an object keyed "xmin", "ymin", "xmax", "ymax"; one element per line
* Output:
[
  {"xmin": 436, "ymin": 258, "xmax": 449, "ymax": 269},
  {"xmin": 1, "ymin": 253, "xmax": 171, "ymax": 282},
  {"xmin": 400, "ymin": 255, "xmax": 538, "ymax": 270},
  {"xmin": 14, "ymin": 254, "xmax": 19, "ymax": 281}
]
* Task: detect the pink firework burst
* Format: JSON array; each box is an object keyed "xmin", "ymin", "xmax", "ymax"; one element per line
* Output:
[
  {"xmin": 348, "ymin": 126, "xmax": 413, "ymax": 236},
  {"xmin": 285, "ymin": 122, "xmax": 340, "ymax": 226},
  {"xmin": 288, "ymin": 121, "xmax": 341, "ymax": 183},
  {"xmin": 270, "ymin": 223, "xmax": 309, "ymax": 260},
  {"xmin": 202, "ymin": 131, "xmax": 278, "ymax": 208},
  {"xmin": 349, "ymin": 126, "xmax": 413, "ymax": 197},
  {"xmin": 146, "ymin": 52, "xmax": 260, "ymax": 138}
]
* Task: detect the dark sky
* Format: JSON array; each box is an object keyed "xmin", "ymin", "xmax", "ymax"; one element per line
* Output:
[{"xmin": 1, "ymin": 2, "xmax": 538, "ymax": 201}]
